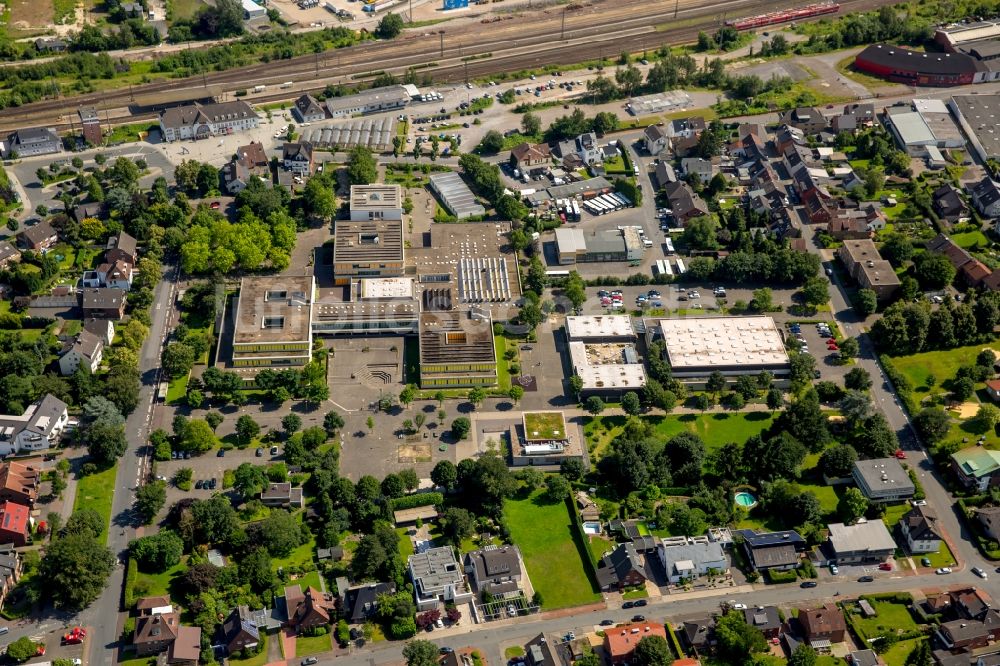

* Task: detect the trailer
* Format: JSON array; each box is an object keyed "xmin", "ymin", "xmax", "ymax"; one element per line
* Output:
[
  {"xmin": 675, "ymin": 258, "xmax": 686, "ymax": 274},
  {"xmin": 364, "ymin": 0, "xmax": 401, "ymax": 12},
  {"xmin": 725, "ymin": 2, "xmax": 839, "ymax": 29},
  {"xmin": 324, "ymin": 1, "xmax": 338, "ymax": 10}
]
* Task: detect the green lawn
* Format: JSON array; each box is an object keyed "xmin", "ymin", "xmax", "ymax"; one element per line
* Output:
[
  {"xmin": 882, "ymin": 638, "xmax": 925, "ymax": 666},
  {"xmin": 135, "ymin": 558, "xmax": 187, "ymax": 598},
  {"xmin": 272, "ymin": 536, "xmax": 315, "ymax": 572},
  {"xmin": 622, "ymin": 587, "xmax": 648, "ymax": 599},
  {"xmin": 649, "ymin": 412, "xmax": 777, "ymax": 452},
  {"xmin": 168, "ymin": 0, "xmax": 205, "ymax": 21},
  {"xmin": 882, "ymin": 503, "xmax": 911, "ymax": 528},
  {"xmin": 921, "ymin": 541, "xmax": 956, "ymax": 568},
  {"xmin": 396, "ymin": 527, "xmax": 415, "ymax": 560},
  {"xmin": 850, "ymin": 600, "xmax": 920, "ymax": 640},
  {"xmin": 505, "ymin": 491, "xmax": 601, "ymax": 609},
  {"xmin": 73, "ymin": 464, "xmax": 118, "ymax": 545},
  {"xmin": 587, "ymin": 535, "xmax": 614, "ymax": 564},
  {"xmin": 295, "ymin": 570, "xmax": 323, "ymax": 591},
  {"xmin": 951, "ymin": 230, "xmax": 990, "ymax": 250},
  {"xmin": 228, "ymin": 635, "xmax": 269, "ymax": 666},
  {"xmin": 495, "ymin": 334, "xmax": 511, "ymax": 391},
  {"xmin": 118, "ymin": 657, "xmax": 159, "ymax": 666},
  {"xmin": 166, "ymin": 373, "xmax": 189, "ymax": 405},
  {"xmin": 295, "ymin": 632, "xmax": 332, "ymax": 658},
  {"xmin": 889, "ymin": 342, "xmax": 1000, "ymax": 396}
]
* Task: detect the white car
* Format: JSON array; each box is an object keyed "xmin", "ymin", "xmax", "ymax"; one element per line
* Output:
[
  {"xmin": 728, "ymin": 602, "xmax": 747, "ymax": 610},
  {"xmin": 936, "ymin": 567, "xmax": 952, "ymax": 575},
  {"xmin": 911, "ymin": 499, "xmax": 927, "ymax": 506},
  {"xmin": 973, "ymin": 567, "xmax": 988, "ymax": 579}
]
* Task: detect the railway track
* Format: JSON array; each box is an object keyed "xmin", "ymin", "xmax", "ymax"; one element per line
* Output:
[{"xmin": 0, "ymin": 0, "xmax": 889, "ymax": 131}]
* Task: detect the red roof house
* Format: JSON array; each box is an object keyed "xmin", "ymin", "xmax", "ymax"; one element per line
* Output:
[{"xmin": 0, "ymin": 502, "xmax": 30, "ymax": 546}]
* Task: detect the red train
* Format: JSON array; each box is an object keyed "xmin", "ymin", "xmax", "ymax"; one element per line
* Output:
[{"xmin": 725, "ymin": 2, "xmax": 840, "ymax": 30}]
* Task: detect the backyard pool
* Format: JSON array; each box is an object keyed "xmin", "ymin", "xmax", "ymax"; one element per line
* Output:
[
  {"xmin": 734, "ymin": 491, "xmax": 758, "ymax": 508},
  {"xmin": 583, "ymin": 521, "xmax": 601, "ymax": 535}
]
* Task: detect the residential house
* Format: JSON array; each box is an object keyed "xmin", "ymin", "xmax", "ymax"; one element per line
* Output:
[
  {"xmin": 643, "ymin": 125, "xmax": 670, "ymax": 155},
  {"xmin": 833, "ymin": 104, "xmax": 876, "ymax": 133},
  {"xmin": 680, "ymin": 157, "xmax": 715, "ymax": 185},
  {"xmin": 83, "ymin": 318, "xmax": 115, "ymax": 346},
  {"xmin": 159, "ymin": 101, "xmax": 260, "ymax": 142},
  {"xmin": 260, "ymin": 482, "xmax": 303, "ymax": 509},
  {"xmin": 779, "ymin": 107, "xmax": 829, "ymax": 134},
  {"xmin": 93, "ymin": 259, "xmax": 134, "ymax": 291},
  {"xmin": 59, "ymin": 329, "xmax": 104, "ymax": 376},
  {"xmin": 169, "ymin": 626, "xmax": 202, "ymax": 666},
  {"xmin": 284, "ymin": 585, "xmax": 336, "ymax": 632},
  {"xmin": 657, "ymin": 538, "xmax": 728, "ymax": 584},
  {"xmin": 34, "ymin": 38, "xmax": 67, "ymax": 52},
  {"xmin": 824, "ymin": 520, "xmax": 896, "ymax": 564},
  {"xmin": 343, "ymin": 582, "xmax": 395, "ymax": 624},
  {"xmin": 837, "ymin": 239, "xmax": 900, "ymax": 301},
  {"xmin": 937, "ymin": 610, "xmax": 1000, "ymax": 650},
  {"xmin": 282, "ymin": 142, "xmax": 313, "ymax": 176},
  {"xmin": 222, "ymin": 605, "xmax": 260, "ymax": 655},
  {"xmin": 510, "ymin": 142, "xmax": 552, "ymax": 170},
  {"xmin": 933, "ymin": 184, "xmax": 969, "ymax": 223},
  {"xmin": 735, "ymin": 529, "xmax": 806, "ymax": 571},
  {"xmin": 408, "ymin": 546, "xmax": 473, "ymax": 611},
  {"xmin": 81, "ymin": 287, "xmax": 126, "ymax": 320},
  {"xmin": 0, "ymin": 394, "xmax": 69, "ymax": 456},
  {"xmin": 0, "ymin": 241, "xmax": 21, "ymax": 269},
  {"xmin": 953, "ymin": 447, "xmax": 1000, "ymax": 491},
  {"xmin": 681, "ymin": 618, "xmax": 716, "ymax": 652},
  {"xmin": 224, "ymin": 141, "xmax": 270, "ymax": 193},
  {"xmin": 663, "ymin": 181, "xmax": 710, "ymax": 224},
  {"xmin": 796, "ymin": 604, "xmax": 847, "ymax": 645},
  {"xmin": 775, "ymin": 125, "xmax": 806, "ymax": 153},
  {"xmin": 744, "ymin": 606, "xmax": 782, "ymax": 640},
  {"xmin": 464, "ymin": 546, "xmax": 524, "ymax": 597},
  {"xmin": 900, "ymin": 505, "xmax": 943, "ymax": 554},
  {"xmin": 293, "ymin": 94, "xmax": 326, "ymax": 123},
  {"xmin": 0, "ymin": 462, "xmax": 39, "ymax": 507},
  {"xmin": 1, "ymin": 127, "xmax": 61, "ymax": 158},
  {"xmin": 73, "ymin": 202, "xmax": 105, "ymax": 223},
  {"xmin": 557, "ymin": 132, "xmax": 601, "ymax": 165},
  {"xmin": 668, "ymin": 117, "xmax": 706, "ymax": 139},
  {"xmin": 848, "ymin": 650, "xmax": 881, "ymax": 666},
  {"xmin": 828, "ymin": 216, "xmax": 871, "ymax": 240},
  {"xmin": 596, "ymin": 542, "xmax": 647, "ymax": 592},
  {"xmin": 654, "ymin": 162, "xmax": 678, "ymax": 189},
  {"xmin": 106, "ymin": 231, "xmax": 138, "ymax": 266},
  {"xmin": 977, "ymin": 505, "xmax": 1000, "ymax": 540},
  {"xmin": 851, "ymin": 458, "xmax": 915, "ymax": 503},
  {"xmin": 16, "ymin": 221, "xmax": 59, "ymax": 251},
  {"xmin": 0, "ymin": 544, "xmax": 22, "ymax": 612},
  {"xmin": 971, "ymin": 177, "xmax": 1000, "ymax": 218},
  {"xmin": 134, "ymin": 596, "xmax": 179, "ymax": 656},
  {"xmin": 604, "ymin": 622, "xmax": 668, "ymax": 665},
  {"xmin": 926, "ymin": 233, "xmax": 991, "ymax": 287},
  {"xmin": 988, "ymin": 379, "xmax": 1000, "ymax": 403},
  {"xmin": 803, "ymin": 188, "xmax": 835, "ymax": 225}
]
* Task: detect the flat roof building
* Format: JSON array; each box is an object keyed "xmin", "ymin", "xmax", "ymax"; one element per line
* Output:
[
  {"xmin": 408, "ymin": 546, "xmax": 473, "ymax": 611},
  {"xmin": 418, "ymin": 309, "xmax": 497, "ymax": 389},
  {"xmin": 837, "ymin": 239, "xmax": 900, "ymax": 301},
  {"xmin": 333, "ymin": 218, "xmax": 404, "ymax": 282},
  {"xmin": 429, "ymin": 171, "xmax": 486, "ymax": 220},
  {"xmin": 569, "ymin": 341, "xmax": 646, "ymax": 395},
  {"xmin": 565, "ymin": 315, "xmax": 636, "ymax": 342},
  {"xmin": 650, "ymin": 316, "xmax": 790, "ymax": 384},
  {"xmin": 949, "ymin": 95, "xmax": 1000, "ymax": 163},
  {"xmin": 554, "ymin": 227, "xmax": 643, "ymax": 265},
  {"xmin": 852, "ymin": 458, "xmax": 916, "ymax": 503},
  {"xmin": 936, "ymin": 20, "xmax": 1000, "ymax": 49},
  {"xmin": 825, "ymin": 520, "xmax": 896, "ymax": 564},
  {"xmin": 312, "ymin": 278, "xmax": 419, "ymax": 336},
  {"xmin": 349, "ymin": 184, "xmax": 403, "ymax": 221},
  {"xmin": 231, "ymin": 276, "xmax": 314, "ymax": 371},
  {"xmin": 325, "ymin": 85, "xmax": 411, "ymax": 118}
]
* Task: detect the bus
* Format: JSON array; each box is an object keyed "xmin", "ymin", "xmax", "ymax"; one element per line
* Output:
[
  {"xmin": 675, "ymin": 258, "xmax": 686, "ymax": 274},
  {"xmin": 656, "ymin": 259, "xmax": 673, "ymax": 276},
  {"xmin": 664, "ymin": 238, "xmax": 675, "ymax": 255},
  {"xmin": 571, "ymin": 200, "xmax": 581, "ymax": 222},
  {"xmin": 612, "ymin": 192, "xmax": 631, "ymax": 208},
  {"xmin": 598, "ymin": 194, "xmax": 620, "ymax": 211}
]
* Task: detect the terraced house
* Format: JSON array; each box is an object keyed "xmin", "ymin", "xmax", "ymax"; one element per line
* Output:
[{"xmin": 229, "ymin": 276, "xmax": 315, "ymax": 374}]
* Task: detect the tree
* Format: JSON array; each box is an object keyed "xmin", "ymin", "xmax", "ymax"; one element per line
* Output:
[
  {"xmin": 479, "ymin": 130, "xmax": 505, "ymax": 154},
  {"xmin": 468, "ymin": 387, "xmax": 486, "ymax": 410},
  {"xmin": 820, "ymin": 444, "xmax": 857, "ymax": 479},
  {"xmin": 915, "ymin": 253, "xmax": 957, "ymax": 290},
  {"xmin": 858, "ymin": 413, "xmax": 899, "ymax": 459},
  {"xmin": 839, "ymin": 337, "xmax": 860, "ymax": 361},
  {"xmin": 6, "ymin": 637, "xmax": 41, "ymax": 663},
  {"xmin": 845, "ymin": 367, "xmax": 872, "ymax": 391},
  {"xmin": 906, "ymin": 639, "xmax": 932, "ymax": 666},
  {"xmin": 621, "ymin": 391, "xmax": 642, "ymax": 415},
  {"xmin": 953, "ymin": 376, "xmax": 976, "ymax": 401},
  {"xmin": 592, "ymin": 111, "xmax": 619, "ymax": 135},
  {"xmin": 853, "ymin": 288, "xmax": 878, "ymax": 316},
  {"xmin": 282, "ymin": 413, "xmax": 302, "ymax": 436},
  {"xmin": 347, "ymin": 146, "xmax": 378, "ymax": 185},
  {"xmin": 682, "ymin": 216, "xmax": 719, "ymax": 250},
  {"xmin": 543, "ymin": 474, "xmax": 571, "ymax": 503},
  {"xmin": 508, "ymin": 385, "xmax": 525, "ymax": 406},
  {"xmin": 839, "ymin": 390, "xmax": 873, "ymax": 427},
  {"xmin": 881, "ymin": 232, "xmax": 914, "ymax": 266},
  {"xmin": 521, "ymin": 112, "xmax": 541, "ymax": 136},
  {"xmin": 324, "ymin": 410, "xmax": 344, "ymax": 435},
  {"xmin": 161, "ymin": 342, "xmax": 195, "ymax": 378},
  {"xmin": 248, "ymin": 509, "xmax": 306, "ymax": 558},
  {"xmin": 129, "ymin": 530, "xmax": 184, "ymax": 572},
  {"xmin": 716, "ymin": 610, "xmax": 767, "ymax": 663},
  {"xmin": 790, "ymin": 645, "xmax": 818, "ymax": 666},
  {"xmin": 85, "ymin": 421, "xmax": 127, "ymax": 466},
  {"xmin": 838, "ymin": 487, "xmax": 868, "ymax": 523},
  {"xmin": 376, "ymin": 12, "xmax": 404, "ymax": 38},
  {"xmin": 766, "ymin": 387, "xmax": 783, "ymax": 412},
  {"xmin": 585, "ymin": 396, "xmax": 605, "ymax": 415},
  {"xmin": 569, "ymin": 375, "xmax": 584, "ymax": 399},
  {"xmin": 801, "ymin": 277, "xmax": 829, "ymax": 306},
  {"xmin": 65, "ymin": 509, "xmax": 104, "ymax": 540},
  {"xmin": 236, "ymin": 415, "xmax": 260, "ymax": 446},
  {"xmin": 136, "ymin": 480, "xmax": 167, "ymax": 525},
  {"xmin": 40, "ymin": 533, "xmax": 114, "ymax": 609},
  {"xmin": 399, "ymin": 384, "xmax": 417, "ymax": 409},
  {"xmin": 440, "ymin": 507, "xmax": 475, "ymax": 545},
  {"xmin": 451, "ymin": 417, "xmax": 471, "ymax": 440},
  {"xmin": 749, "ymin": 287, "xmax": 774, "ymax": 312},
  {"xmin": 633, "ymin": 635, "xmax": 673, "ymax": 666},
  {"xmin": 206, "ymin": 410, "xmax": 224, "ymax": 433},
  {"xmin": 914, "ymin": 407, "xmax": 951, "ymax": 444},
  {"xmin": 706, "ymin": 370, "xmax": 726, "ymax": 395},
  {"xmin": 403, "ymin": 640, "xmax": 441, "ymax": 666},
  {"xmin": 978, "ymin": 403, "xmax": 1000, "ymax": 433}
]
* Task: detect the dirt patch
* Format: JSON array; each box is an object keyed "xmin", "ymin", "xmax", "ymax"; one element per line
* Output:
[
  {"xmin": 398, "ymin": 443, "xmax": 432, "ymax": 463},
  {"xmin": 952, "ymin": 402, "xmax": 980, "ymax": 419},
  {"xmin": 9, "ymin": 0, "xmax": 56, "ymax": 30}
]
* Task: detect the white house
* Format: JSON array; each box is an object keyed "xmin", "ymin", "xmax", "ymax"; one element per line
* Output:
[
  {"xmin": 58, "ymin": 330, "xmax": 104, "ymax": 376},
  {"xmin": 899, "ymin": 505, "xmax": 943, "ymax": 554},
  {"xmin": 282, "ymin": 142, "xmax": 313, "ymax": 176},
  {"xmin": 643, "ymin": 125, "xmax": 669, "ymax": 155},
  {"xmin": 970, "ymin": 177, "xmax": 1000, "ymax": 219},
  {"xmin": 97, "ymin": 259, "xmax": 133, "ymax": 291},
  {"xmin": 408, "ymin": 547, "xmax": 473, "ymax": 611},
  {"xmin": 83, "ymin": 318, "xmax": 115, "ymax": 346},
  {"xmin": 0, "ymin": 395, "xmax": 69, "ymax": 456},
  {"xmin": 657, "ymin": 538, "xmax": 728, "ymax": 584}
]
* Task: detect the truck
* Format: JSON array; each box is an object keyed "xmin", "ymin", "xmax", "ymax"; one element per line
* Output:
[
  {"xmin": 324, "ymin": 1, "xmax": 338, "ymax": 11},
  {"xmin": 280, "ymin": 81, "xmax": 293, "ymax": 88},
  {"xmin": 253, "ymin": 84, "xmax": 266, "ymax": 93}
]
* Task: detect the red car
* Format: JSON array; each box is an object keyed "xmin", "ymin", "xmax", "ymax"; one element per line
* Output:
[
  {"xmin": 894, "ymin": 449, "xmax": 907, "ymax": 459},
  {"xmin": 210, "ymin": 201, "xmax": 221, "ymax": 210},
  {"xmin": 879, "ymin": 562, "xmax": 893, "ymax": 571},
  {"xmin": 63, "ymin": 627, "xmax": 86, "ymax": 645}
]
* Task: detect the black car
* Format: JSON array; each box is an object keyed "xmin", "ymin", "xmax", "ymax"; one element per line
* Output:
[
  {"xmin": 600, "ymin": 619, "xmax": 614, "ymax": 626},
  {"xmin": 622, "ymin": 601, "xmax": 634, "ymax": 609},
  {"xmin": 858, "ymin": 576, "xmax": 874, "ymax": 582},
  {"xmin": 633, "ymin": 599, "xmax": 647, "ymax": 607},
  {"xmin": 195, "ymin": 479, "xmax": 204, "ymax": 489},
  {"xmin": 631, "ymin": 615, "xmax": 646, "ymax": 623},
  {"xmin": 217, "ymin": 449, "xmax": 225, "ymax": 457},
  {"xmin": 440, "ymin": 647, "xmax": 455, "ymax": 655},
  {"xmin": 209, "ymin": 478, "xmax": 218, "ymax": 490},
  {"xmin": 800, "ymin": 581, "xmax": 817, "ymax": 588}
]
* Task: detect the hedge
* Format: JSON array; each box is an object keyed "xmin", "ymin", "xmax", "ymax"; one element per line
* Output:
[
  {"xmin": 124, "ymin": 558, "xmax": 139, "ymax": 609},
  {"xmin": 389, "ymin": 492, "xmax": 444, "ymax": 511},
  {"xmin": 766, "ymin": 568, "xmax": 798, "ymax": 584},
  {"xmin": 907, "ymin": 468, "xmax": 926, "ymax": 501}
]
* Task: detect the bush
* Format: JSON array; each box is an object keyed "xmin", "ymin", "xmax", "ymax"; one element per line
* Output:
[
  {"xmin": 766, "ymin": 568, "xmax": 798, "ymax": 584},
  {"xmin": 389, "ymin": 492, "xmax": 444, "ymax": 511}
]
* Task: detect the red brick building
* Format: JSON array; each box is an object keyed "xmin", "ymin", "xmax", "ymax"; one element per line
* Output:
[{"xmin": 604, "ymin": 622, "xmax": 668, "ymax": 665}]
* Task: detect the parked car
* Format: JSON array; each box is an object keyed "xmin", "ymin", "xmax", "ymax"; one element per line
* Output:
[
  {"xmin": 255, "ymin": 448, "xmax": 264, "ymax": 457},
  {"xmin": 600, "ymin": 619, "xmax": 614, "ymax": 626},
  {"xmin": 878, "ymin": 562, "xmax": 893, "ymax": 571},
  {"xmin": 217, "ymin": 449, "xmax": 225, "ymax": 457},
  {"xmin": 440, "ymin": 648, "xmax": 455, "ymax": 655},
  {"xmin": 270, "ymin": 446, "xmax": 280, "ymax": 455},
  {"xmin": 922, "ymin": 558, "xmax": 932, "ymax": 567},
  {"xmin": 622, "ymin": 601, "xmax": 634, "ymax": 609},
  {"xmin": 800, "ymin": 581, "xmax": 818, "ymax": 588},
  {"xmin": 631, "ymin": 615, "xmax": 646, "ymax": 622},
  {"xmin": 302, "ymin": 659, "xmax": 319, "ymax": 666},
  {"xmin": 633, "ymin": 600, "xmax": 647, "ymax": 607},
  {"xmin": 195, "ymin": 480, "xmax": 204, "ymax": 489},
  {"xmin": 911, "ymin": 499, "xmax": 927, "ymax": 506},
  {"xmin": 829, "ymin": 564, "xmax": 839, "ymax": 575},
  {"xmin": 973, "ymin": 566, "xmax": 988, "ymax": 579},
  {"xmin": 936, "ymin": 567, "xmax": 952, "ymax": 575},
  {"xmin": 858, "ymin": 576, "xmax": 874, "ymax": 583}
]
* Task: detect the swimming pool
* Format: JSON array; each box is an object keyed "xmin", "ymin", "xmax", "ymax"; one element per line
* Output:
[
  {"xmin": 583, "ymin": 521, "xmax": 601, "ymax": 535},
  {"xmin": 734, "ymin": 491, "xmax": 758, "ymax": 508}
]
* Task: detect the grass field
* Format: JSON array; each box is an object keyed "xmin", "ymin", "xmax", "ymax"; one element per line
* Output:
[
  {"xmin": 166, "ymin": 373, "xmax": 189, "ymax": 405},
  {"xmin": 585, "ymin": 412, "xmax": 777, "ymax": 459},
  {"xmin": 272, "ymin": 535, "xmax": 315, "ymax": 572},
  {"xmin": 495, "ymin": 334, "xmax": 511, "ymax": 391},
  {"xmin": 135, "ymin": 558, "xmax": 187, "ymax": 598},
  {"xmin": 73, "ymin": 464, "xmax": 117, "ymax": 545},
  {"xmin": 921, "ymin": 541, "xmax": 957, "ymax": 568},
  {"xmin": 168, "ymin": 0, "xmax": 204, "ymax": 21},
  {"xmin": 889, "ymin": 342, "xmax": 1000, "ymax": 396},
  {"xmin": 296, "ymin": 632, "xmax": 332, "ymax": 658},
  {"xmin": 505, "ymin": 491, "xmax": 600, "ymax": 609},
  {"xmin": 882, "ymin": 638, "xmax": 925, "ymax": 666},
  {"xmin": 850, "ymin": 600, "xmax": 920, "ymax": 640},
  {"xmin": 951, "ymin": 230, "xmax": 991, "ymax": 250}
]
